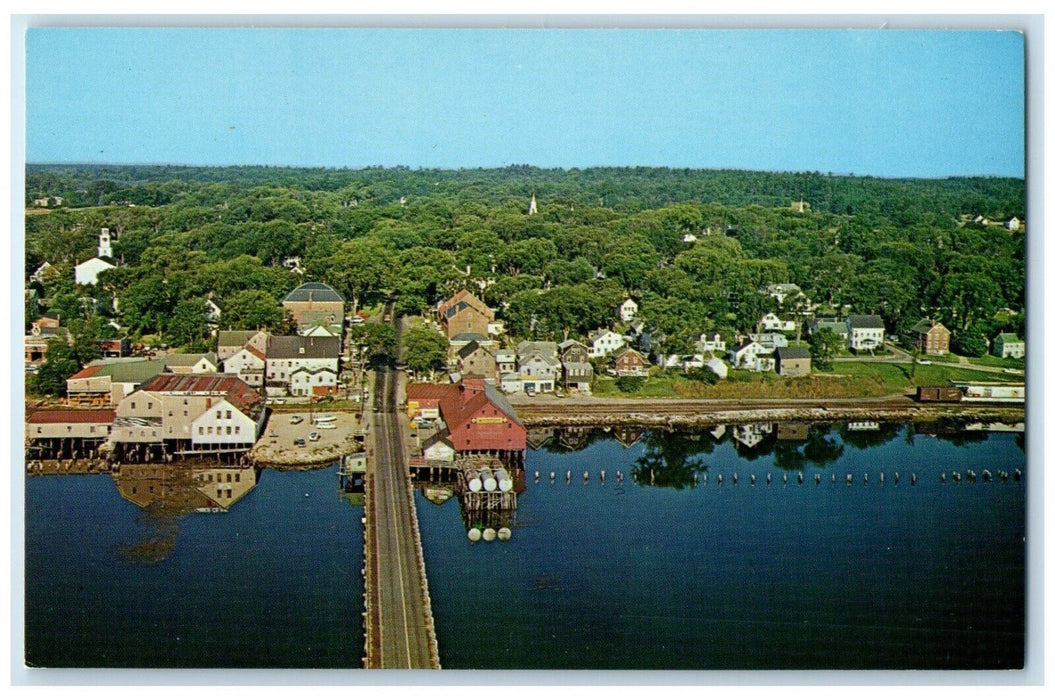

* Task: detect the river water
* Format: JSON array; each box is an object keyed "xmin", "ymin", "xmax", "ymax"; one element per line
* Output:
[{"xmin": 24, "ymin": 422, "xmax": 1025, "ymax": 670}]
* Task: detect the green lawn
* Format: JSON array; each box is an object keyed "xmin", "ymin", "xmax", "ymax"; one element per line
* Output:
[
  {"xmin": 590, "ymin": 361, "xmax": 1018, "ymax": 400},
  {"xmin": 959, "ymin": 353, "xmax": 1025, "ymax": 369}
]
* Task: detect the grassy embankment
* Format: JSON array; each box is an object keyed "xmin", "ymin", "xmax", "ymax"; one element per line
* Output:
[{"xmin": 591, "ymin": 362, "xmax": 1011, "ymax": 400}]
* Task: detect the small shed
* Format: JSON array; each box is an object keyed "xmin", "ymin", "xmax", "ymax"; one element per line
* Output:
[{"xmin": 422, "ymin": 433, "xmax": 456, "ymax": 463}]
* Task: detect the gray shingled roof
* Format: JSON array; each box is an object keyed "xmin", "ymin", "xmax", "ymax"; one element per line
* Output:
[
  {"xmin": 483, "ymin": 383, "xmax": 524, "ymax": 428},
  {"xmin": 282, "ymin": 282, "xmax": 345, "ymax": 304},
  {"xmin": 847, "ymin": 315, "xmax": 885, "ymax": 329},
  {"xmin": 267, "ymin": 335, "xmax": 341, "ymax": 359},
  {"xmin": 776, "ymin": 346, "xmax": 812, "ymax": 360}
]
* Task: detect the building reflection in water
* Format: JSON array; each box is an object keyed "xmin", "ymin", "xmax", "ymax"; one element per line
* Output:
[{"xmin": 111, "ymin": 464, "xmax": 259, "ymax": 563}]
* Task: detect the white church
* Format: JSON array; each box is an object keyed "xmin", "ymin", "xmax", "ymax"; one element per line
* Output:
[{"xmin": 75, "ymin": 228, "xmax": 118, "ymax": 286}]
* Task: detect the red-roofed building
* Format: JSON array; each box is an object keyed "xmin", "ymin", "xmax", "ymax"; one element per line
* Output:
[
  {"xmin": 25, "ymin": 409, "xmax": 116, "ymax": 460},
  {"xmin": 406, "ymin": 379, "xmax": 525, "ymax": 464},
  {"xmin": 112, "ymin": 373, "xmax": 266, "ymax": 460}
]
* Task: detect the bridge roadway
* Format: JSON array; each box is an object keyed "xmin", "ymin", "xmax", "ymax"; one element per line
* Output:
[{"xmin": 363, "ymin": 360, "xmax": 440, "ymax": 669}]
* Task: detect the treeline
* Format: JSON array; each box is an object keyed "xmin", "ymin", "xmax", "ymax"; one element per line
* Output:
[
  {"xmin": 25, "ymin": 164, "xmax": 1025, "ymax": 361},
  {"xmin": 27, "ymin": 163, "xmax": 1024, "ymax": 219}
]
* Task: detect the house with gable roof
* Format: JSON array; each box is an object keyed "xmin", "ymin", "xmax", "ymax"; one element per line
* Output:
[
  {"xmin": 846, "ymin": 315, "xmax": 886, "ymax": 352},
  {"xmin": 992, "ymin": 332, "xmax": 1024, "ymax": 359},
  {"xmin": 438, "ymin": 289, "xmax": 495, "ymax": 341},
  {"xmin": 282, "ymin": 282, "xmax": 345, "ymax": 332},
  {"xmin": 587, "ymin": 328, "xmax": 626, "ymax": 358}
]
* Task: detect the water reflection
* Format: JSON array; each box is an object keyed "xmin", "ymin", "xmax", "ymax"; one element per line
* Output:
[
  {"xmin": 530, "ymin": 421, "xmax": 1024, "ymax": 490},
  {"xmin": 112, "ymin": 464, "xmax": 259, "ymax": 563}
]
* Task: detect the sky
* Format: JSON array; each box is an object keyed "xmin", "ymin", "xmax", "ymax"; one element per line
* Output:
[{"xmin": 24, "ymin": 28, "xmax": 1025, "ymax": 178}]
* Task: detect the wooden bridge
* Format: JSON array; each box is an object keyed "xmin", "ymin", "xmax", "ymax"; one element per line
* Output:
[{"xmin": 362, "ymin": 362, "xmax": 440, "ymax": 669}]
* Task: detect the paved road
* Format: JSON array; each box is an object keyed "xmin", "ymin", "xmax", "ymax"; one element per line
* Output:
[{"xmin": 364, "ymin": 356, "xmax": 437, "ymax": 669}]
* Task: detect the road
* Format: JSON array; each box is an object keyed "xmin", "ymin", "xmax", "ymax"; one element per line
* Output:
[
  {"xmin": 831, "ymin": 342, "xmax": 1023, "ymax": 376},
  {"xmin": 363, "ymin": 323, "xmax": 439, "ymax": 669}
]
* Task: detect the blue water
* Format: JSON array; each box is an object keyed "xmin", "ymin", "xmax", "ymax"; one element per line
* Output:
[
  {"xmin": 24, "ymin": 465, "xmax": 365, "ymax": 668},
  {"xmin": 24, "ymin": 424, "xmax": 1026, "ymax": 670},
  {"xmin": 415, "ymin": 424, "xmax": 1025, "ymax": 670}
]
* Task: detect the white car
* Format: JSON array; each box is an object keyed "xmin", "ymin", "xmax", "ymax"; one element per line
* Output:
[
  {"xmin": 309, "ymin": 432, "xmax": 320, "ymax": 442},
  {"xmin": 289, "ymin": 415, "xmax": 304, "ymax": 424},
  {"xmin": 916, "ymin": 359, "xmax": 932, "ymax": 365}
]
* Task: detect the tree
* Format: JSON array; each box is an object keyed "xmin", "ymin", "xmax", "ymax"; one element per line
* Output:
[
  {"xmin": 952, "ymin": 327, "xmax": 988, "ymax": 357},
  {"xmin": 320, "ymin": 239, "xmax": 397, "ymax": 315},
  {"xmin": 222, "ymin": 290, "xmax": 283, "ymax": 330},
  {"xmin": 31, "ymin": 319, "xmax": 103, "ymax": 396},
  {"xmin": 686, "ymin": 365, "xmax": 719, "ymax": 384},
  {"xmin": 402, "ymin": 325, "xmax": 449, "ymax": 377},
  {"xmin": 615, "ymin": 375, "xmax": 647, "ymax": 393},
  {"xmin": 164, "ymin": 298, "xmax": 211, "ymax": 349},
  {"xmin": 350, "ymin": 322, "xmax": 397, "ymax": 366},
  {"xmin": 808, "ymin": 327, "xmax": 838, "ymax": 371}
]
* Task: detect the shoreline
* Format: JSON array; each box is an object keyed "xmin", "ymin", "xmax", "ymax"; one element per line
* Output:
[{"xmin": 506, "ymin": 398, "xmax": 1025, "ymax": 429}]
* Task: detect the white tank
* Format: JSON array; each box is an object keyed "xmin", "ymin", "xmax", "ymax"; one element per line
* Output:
[
  {"xmin": 480, "ymin": 468, "xmax": 498, "ymax": 492},
  {"xmin": 497, "ymin": 527, "xmax": 512, "ymax": 541},
  {"xmin": 496, "ymin": 468, "xmax": 513, "ymax": 492},
  {"xmin": 467, "ymin": 527, "xmax": 482, "ymax": 542},
  {"xmin": 482, "ymin": 527, "xmax": 497, "ymax": 542},
  {"xmin": 467, "ymin": 469, "xmax": 482, "ymax": 493}
]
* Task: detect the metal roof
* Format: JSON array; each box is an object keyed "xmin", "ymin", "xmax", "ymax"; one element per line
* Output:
[
  {"xmin": 282, "ymin": 282, "xmax": 344, "ymax": 304},
  {"xmin": 27, "ymin": 409, "xmax": 116, "ymax": 424}
]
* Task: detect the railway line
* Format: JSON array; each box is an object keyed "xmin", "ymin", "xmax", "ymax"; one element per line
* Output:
[
  {"xmin": 362, "ymin": 309, "xmax": 440, "ymax": 670},
  {"xmin": 508, "ymin": 393, "xmax": 1024, "ymax": 427}
]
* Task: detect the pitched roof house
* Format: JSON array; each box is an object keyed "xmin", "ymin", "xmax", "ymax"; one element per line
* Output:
[
  {"xmin": 846, "ymin": 315, "xmax": 886, "ymax": 352},
  {"xmin": 613, "ymin": 347, "xmax": 649, "ymax": 377},
  {"xmin": 992, "ymin": 332, "xmax": 1024, "ymax": 359},
  {"xmin": 910, "ymin": 319, "xmax": 951, "ymax": 356},
  {"xmin": 775, "ymin": 346, "xmax": 812, "ymax": 377}
]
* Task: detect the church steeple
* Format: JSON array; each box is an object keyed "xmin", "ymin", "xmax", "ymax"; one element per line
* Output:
[
  {"xmin": 98, "ymin": 228, "xmax": 113, "ymax": 258},
  {"xmin": 528, "ymin": 193, "xmax": 538, "ymax": 216}
]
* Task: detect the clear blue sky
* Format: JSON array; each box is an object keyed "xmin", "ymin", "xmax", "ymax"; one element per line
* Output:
[{"xmin": 25, "ymin": 28, "xmax": 1025, "ymax": 177}]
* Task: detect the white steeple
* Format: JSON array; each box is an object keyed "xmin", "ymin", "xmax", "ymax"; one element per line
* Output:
[
  {"xmin": 98, "ymin": 228, "xmax": 113, "ymax": 259},
  {"xmin": 528, "ymin": 193, "xmax": 538, "ymax": 216}
]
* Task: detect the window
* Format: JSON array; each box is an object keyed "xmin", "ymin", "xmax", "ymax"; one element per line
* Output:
[
  {"xmin": 208, "ymin": 426, "xmax": 213, "ymax": 435},
  {"xmin": 131, "ymin": 402, "xmax": 136, "ymax": 410},
  {"xmin": 225, "ymin": 410, "xmax": 231, "ymax": 419},
  {"xmin": 226, "ymin": 426, "xmax": 232, "ymax": 435},
  {"xmin": 235, "ymin": 426, "xmax": 241, "ymax": 434},
  {"xmin": 198, "ymin": 427, "xmax": 204, "ymax": 435},
  {"xmin": 36, "ymin": 427, "xmax": 41, "ymax": 434},
  {"xmin": 216, "ymin": 410, "xmax": 221, "ymax": 419},
  {"xmin": 148, "ymin": 402, "xmax": 153, "ymax": 410},
  {"xmin": 226, "ymin": 473, "xmax": 232, "ymax": 483}
]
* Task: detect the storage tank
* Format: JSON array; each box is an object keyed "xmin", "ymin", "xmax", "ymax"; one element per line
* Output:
[
  {"xmin": 496, "ymin": 468, "xmax": 514, "ymax": 493},
  {"xmin": 480, "ymin": 467, "xmax": 498, "ymax": 492},
  {"xmin": 497, "ymin": 527, "xmax": 512, "ymax": 541},
  {"xmin": 482, "ymin": 527, "xmax": 497, "ymax": 542},
  {"xmin": 467, "ymin": 527, "xmax": 482, "ymax": 542},
  {"xmin": 466, "ymin": 469, "xmax": 482, "ymax": 493}
]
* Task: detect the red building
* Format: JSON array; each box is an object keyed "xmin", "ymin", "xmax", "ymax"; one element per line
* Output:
[{"xmin": 406, "ymin": 379, "xmax": 526, "ymax": 465}]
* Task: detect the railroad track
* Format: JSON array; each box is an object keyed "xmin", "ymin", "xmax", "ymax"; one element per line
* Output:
[{"xmin": 363, "ymin": 310, "xmax": 439, "ymax": 670}]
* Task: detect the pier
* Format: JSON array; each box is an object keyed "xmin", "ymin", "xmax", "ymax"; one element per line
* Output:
[{"xmin": 362, "ymin": 364, "xmax": 440, "ymax": 669}]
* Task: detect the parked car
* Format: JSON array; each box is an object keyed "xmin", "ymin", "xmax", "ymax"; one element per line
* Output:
[
  {"xmin": 290, "ymin": 415, "xmax": 304, "ymax": 424},
  {"xmin": 294, "ymin": 438, "xmax": 306, "ymax": 447},
  {"xmin": 917, "ymin": 359, "xmax": 932, "ymax": 365},
  {"xmin": 309, "ymin": 432, "xmax": 320, "ymax": 442}
]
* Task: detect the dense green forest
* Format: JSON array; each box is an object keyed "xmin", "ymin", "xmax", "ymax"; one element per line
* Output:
[{"xmin": 25, "ymin": 164, "xmax": 1026, "ymax": 363}]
